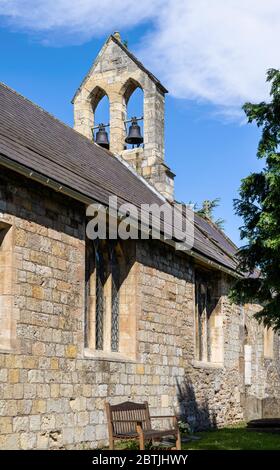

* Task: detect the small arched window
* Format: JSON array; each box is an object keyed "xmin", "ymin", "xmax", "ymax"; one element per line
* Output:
[
  {"xmin": 264, "ymin": 326, "xmax": 274, "ymax": 359},
  {"xmin": 0, "ymin": 222, "xmax": 15, "ymax": 351},
  {"xmin": 195, "ymin": 270, "xmax": 223, "ymax": 364}
]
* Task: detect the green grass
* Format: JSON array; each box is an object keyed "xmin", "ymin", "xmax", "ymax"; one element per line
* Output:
[
  {"xmin": 182, "ymin": 424, "xmax": 280, "ymax": 450},
  {"xmin": 112, "ymin": 424, "xmax": 280, "ymax": 450}
]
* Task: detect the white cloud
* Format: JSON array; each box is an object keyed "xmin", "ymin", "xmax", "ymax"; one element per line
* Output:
[
  {"xmin": 0, "ymin": 0, "xmax": 161, "ymax": 38},
  {"xmin": 139, "ymin": 0, "xmax": 280, "ymax": 108},
  {"xmin": 0, "ymin": 0, "xmax": 279, "ymax": 113}
]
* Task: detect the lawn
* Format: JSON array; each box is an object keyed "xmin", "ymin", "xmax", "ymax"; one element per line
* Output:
[
  {"xmin": 182, "ymin": 424, "xmax": 280, "ymax": 450},
  {"xmin": 112, "ymin": 424, "xmax": 280, "ymax": 450}
]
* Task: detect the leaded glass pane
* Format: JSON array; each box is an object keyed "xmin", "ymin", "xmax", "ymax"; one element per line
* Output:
[
  {"xmin": 85, "ymin": 239, "xmax": 94, "ymax": 348},
  {"xmin": 95, "ymin": 246, "xmax": 104, "ymax": 350},
  {"xmin": 111, "ymin": 247, "xmax": 119, "ymax": 352}
]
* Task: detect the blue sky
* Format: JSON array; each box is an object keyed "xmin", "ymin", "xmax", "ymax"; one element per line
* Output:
[{"xmin": 1, "ymin": 1, "xmax": 277, "ymax": 246}]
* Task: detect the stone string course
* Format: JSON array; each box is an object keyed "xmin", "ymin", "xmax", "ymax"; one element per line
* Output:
[{"xmin": 0, "ymin": 169, "xmax": 279, "ymax": 449}]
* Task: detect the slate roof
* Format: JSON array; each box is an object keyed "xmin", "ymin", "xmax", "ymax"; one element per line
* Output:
[{"xmin": 0, "ymin": 82, "xmax": 238, "ymax": 274}]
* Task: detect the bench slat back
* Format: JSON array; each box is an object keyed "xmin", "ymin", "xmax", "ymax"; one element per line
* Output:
[{"xmin": 107, "ymin": 401, "xmax": 151, "ymax": 435}]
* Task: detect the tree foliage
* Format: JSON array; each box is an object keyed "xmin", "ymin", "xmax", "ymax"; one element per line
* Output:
[
  {"xmin": 231, "ymin": 69, "xmax": 280, "ymax": 330},
  {"xmin": 196, "ymin": 198, "xmax": 225, "ymax": 230}
]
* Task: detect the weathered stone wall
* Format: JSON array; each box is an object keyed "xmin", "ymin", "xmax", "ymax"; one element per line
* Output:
[
  {"xmin": 242, "ymin": 303, "xmax": 280, "ymax": 420},
  {"xmin": 180, "ymin": 278, "xmax": 280, "ymax": 429},
  {"xmin": 0, "ymin": 169, "xmax": 279, "ymax": 449},
  {"xmin": 180, "ymin": 278, "xmax": 245, "ymax": 430},
  {"xmin": 0, "ymin": 170, "xmax": 185, "ymax": 449}
]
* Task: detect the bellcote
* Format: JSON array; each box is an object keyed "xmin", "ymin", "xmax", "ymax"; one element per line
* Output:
[{"xmin": 72, "ymin": 32, "xmax": 175, "ymax": 202}]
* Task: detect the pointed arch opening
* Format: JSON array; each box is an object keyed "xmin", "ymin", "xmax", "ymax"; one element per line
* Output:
[
  {"xmin": 90, "ymin": 86, "xmax": 110, "ymax": 146},
  {"xmin": 121, "ymin": 79, "xmax": 144, "ymax": 150},
  {"xmin": 122, "ymin": 78, "xmax": 143, "ymax": 105}
]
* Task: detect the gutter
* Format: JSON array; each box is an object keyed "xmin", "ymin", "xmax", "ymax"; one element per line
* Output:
[
  {"xmin": 0, "ymin": 153, "xmax": 95, "ymax": 206},
  {"xmin": 0, "ymin": 153, "xmax": 240, "ymax": 279}
]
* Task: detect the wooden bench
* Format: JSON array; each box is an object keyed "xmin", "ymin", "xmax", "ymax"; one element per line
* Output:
[{"xmin": 105, "ymin": 401, "xmax": 181, "ymax": 450}]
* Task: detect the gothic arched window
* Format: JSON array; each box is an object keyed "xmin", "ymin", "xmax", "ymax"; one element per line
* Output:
[
  {"xmin": 264, "ymin": 326, "xmax": 274, "ymax": 359},
  {"xmin": 195, "ymin": 270, "xmax": 223, "ymax": 364},
  {"xmin": 0, "ymin": 222, "xmax": 15, "ymax": 351},
  {"xmin": 85, "ymin": 239, "xmax": 121, "ymax": 354}
]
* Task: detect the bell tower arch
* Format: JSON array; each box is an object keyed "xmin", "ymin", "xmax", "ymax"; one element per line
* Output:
[{"xmin": 72, "ymin": 32, "xmax": 175, "ymax": 201}]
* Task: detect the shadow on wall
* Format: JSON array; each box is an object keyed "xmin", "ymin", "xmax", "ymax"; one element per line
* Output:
[{"xmin": 176, "ymin": 376, "xmax": 217, "ymax": 431}]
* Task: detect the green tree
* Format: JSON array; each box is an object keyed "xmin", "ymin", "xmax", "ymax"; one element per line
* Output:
[
  {"xmin": 231, "ymin": 69, "xmax": 280, "ymax": 330},
  {"xmin": 196, "ymin": 198, "xmax": 225, "ymax": 230}
]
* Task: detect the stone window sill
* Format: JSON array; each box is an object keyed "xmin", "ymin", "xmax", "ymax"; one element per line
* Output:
[
  {"xmin": 0, "ymin": 347, "xmax": 18, "ymax": 354},
  {"xmin": 192, "ymin": 360, "xmax": 224, "ymax": 370},
  {"xmin": 83, "ymin": 348, "xmax": 136, "ymax": 363}
]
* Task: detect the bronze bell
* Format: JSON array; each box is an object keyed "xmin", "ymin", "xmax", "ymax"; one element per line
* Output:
[
  {"xmin": 95, "ymin": 124, "xmax": 109, "ymax": 149},
  {"xmin": 125, "ymin": 118, "xmax": 143, "ymax": 146}
]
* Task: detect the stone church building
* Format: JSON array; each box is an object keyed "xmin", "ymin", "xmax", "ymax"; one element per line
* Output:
[{"xmin": 0, "ymin": 32, "xmax": 279, "ymax": 449}]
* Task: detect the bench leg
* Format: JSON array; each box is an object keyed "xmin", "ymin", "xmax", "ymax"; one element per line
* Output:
[
  {"xmin": 138, "ymin": 435, "xmax": 145, "ymax": 450},
  {"xmin": 175, "ymin": 430, "xmax": 181, "ymax": 450},
  {"xmin": 136, "ymin": 423, "xmax": 145, "ymax": 450},
  {"xmin": 109, "ymin": 435, "xmax": 115, "ymax": 450}
]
